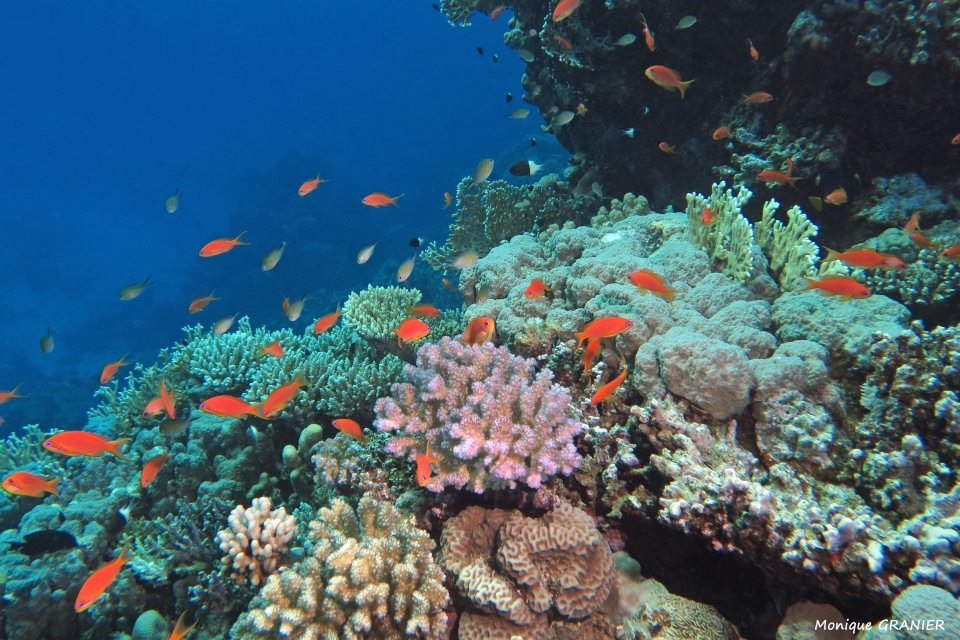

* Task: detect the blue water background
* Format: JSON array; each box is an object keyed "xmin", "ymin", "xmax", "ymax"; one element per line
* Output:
[{"xmin": 0, "ymin": 2, "xmax": 556, "ymax": 431}]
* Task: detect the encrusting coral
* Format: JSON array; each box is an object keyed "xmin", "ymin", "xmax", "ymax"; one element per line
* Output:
[
  {"xmin": 218, "ymin": 497, "xmax": 297, "ymax": 586},
  {"xmin": 440, "ymin": 502, "xmax": 617, "ymax": 640},
  {"xmin": 374, "ymin": 336, "xmax": 583, "ymax": 493},
  {"xmin": 230, "ymin": 496, "xmax": 449, "ymax": 640}
]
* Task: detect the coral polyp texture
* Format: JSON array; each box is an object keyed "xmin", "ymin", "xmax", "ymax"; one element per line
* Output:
[
  {"xmin": 230, "ymin": 496, "xmax": 449, "ymax": 640},
  {"xmin": 440, "ymin": 502, "xmax": 617, "ymax": 639},
  {"xmin": 218, "ymin": 497, "xmax": 298, "ymax": 586},
  {"xmin": 373, "ymin": 336, "xmax": 583, "ymax": 493}
]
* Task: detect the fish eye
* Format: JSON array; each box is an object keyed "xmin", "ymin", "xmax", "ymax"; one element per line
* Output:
[{"xmin": 44, "ymin": 440, "xmax": 51, "ymax": 446}]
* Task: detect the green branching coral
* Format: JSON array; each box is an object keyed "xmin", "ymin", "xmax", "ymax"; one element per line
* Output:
[
  {"xmin": 755, "ymin": 199, "xmax": 820, "ymax": 291},
  {"xmin": 246, "ymin": 325, "xmax": 403, "ymax": 419},
  {"xmin": 422, "ymin": 175, "xmax": 580, "ymax": 271},
  {"xmin": 342, "ymin": 285, "xmax": 422, "ymax": 340},
  {"xmin": 231, "ymin": 496, "xmax": 449, "ymax": 640},
  {"xmin": 439, "ymin": 0, "xmax": 481, "ymax": 26},
  {"xmin": 855, "ymin": 249, "xmax": 960, "ymax": 307},
  {"xmin": 0, "ymin": 424, "xmax": 62, "ymax": 475},
  {"xmin": 686, "ymin": 181, "xmax": 756, "ymax": 283}
]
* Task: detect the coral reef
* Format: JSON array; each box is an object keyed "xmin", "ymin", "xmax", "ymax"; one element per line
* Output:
[
  {"xmin": 218, "ymin": 497, "xmax": 297, "ymax": 586},
  {"xmin": 230, "ymin": 496, "xmax": 449, "ymax": 640},
  {"xmin": 440, "ymin": 502, "xmax": 616, "ymax": 639},
  {"xmin": 374, "ymin": 337, "xmax": 583, "ymax": 493},
  {"xmin": 342, "ymin": 285, "xmax": 422, "ymax": 341}
]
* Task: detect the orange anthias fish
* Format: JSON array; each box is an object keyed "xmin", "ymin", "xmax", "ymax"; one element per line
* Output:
[
  {"xmin": 362, "ymin": 192, "xmax": 403, "ymax": 207},
  {"xmin": 747, "ymin": 38, "xmax": 759, "ymax": 60},
  {"xmin": 0, "ymin": 384, "xmax": 25, "ymax": 405},
  {"xmin": 199, "ymin": 232, "xmax": 250, "ymax": 257},
  {"xmin": 159, "ymin": 380, "xmax": 176, "ymax": 419},
  {"xmin": 712, "ymin": 127, "xmax": 730, "ymax": 140},
  {"xmin": 525, "ymin": 278, "xmax": 551, "ymax": 298},
  {"xmin": 416, "ymin": 442, "xmax": 443, "ymax": 486},
  {"xmin": 659, "ymin": 142, "xmax": 677, "ymax": 154},
  {"xmin": 458, "ymin": 317, "xmax": 495, "ymax": 346},
  {"xmin": 255, "ymin": 341, "xmax": 285, "ymax": 359},
  {"xmin": 312, "ymin": 304, "xmax": 342, "ymax": 334},
  {"xmin": 798, "ymin": 275, "xmax": 872, "ymax": 301},
  {"xmin": 43, "ymin": 431, "xmax": 132, "ymax": 461},
  {"xmin": 188, "ymin": 290, "xmax": 219, "ymax": 314},
  {"xmin": 142, "ymin": 396, "xmax": 165, "ymax": 418},
  {"xmin": 198, "ymin": 395, "xmax": 259, "ymax": 419},
  {"xmin": 491, "ymin": 4, "xmax": 505, "ymax": 21},
  {"xmin": 645, "ymin": 66, "xmax": 694, "ymax": 98},
  {"xmin": 639, "ymin": 13, "xmax": 655, "ymax": 51},
  {"xmin": 822, "ymin": 248, "xmax": 906, "ymax": 270},
  {"xmin": 741, "ymin": 92, "xmax": 773, "ymax": 104},
  {"xmin": 283, "ymin": 294, "xmax": 310, "ymax": 321},
  {"xmin": 757, "ymin": 158, "xmax": 801, "ymax": 188},
  {"xmin": 140, "ymin": 453, "xmax": 170, "ymax": 487},
  {"xmin": 442, "ymin": 278, "xmax": 458, "ymax": 292},
  {"xmin": 410, "ymin": 304, "xmax": 442, "ymax": 317},
  {"xmin": 166, "ymin": 612, "xmax": 197, "ymax": 640},
  {"xmin": 702, "ymin": 206, "xmax": 719, "ymax": 226},
  {"xmin": 260, "ymin": 374, "xmax": 310, "ymax": 417},
  {"xmin": 590, "ymin": 359, "xmax": 628, "ymax": 406},
  {"xmin": 298, "ymin": 171, "xmax": 327, "ymax": 196},
  {"xmin": 902, "ymin": 212, "xmax": 921, "ymax": 233},
  {"xmin": 443, "ymin": 192, "xmax": 453, "ymax": 208},
  {"xmin": 627, "ymin": 269, "xmax": 678, "ymax": 302},
  {"xmin": 582, "ymin": 337, "xmax": 601, "ymax": 376},
  {"xmin": 554, "ymin": 35, "xmax": 573, "ymax": 50},
  {"xmin": 392, "ymin": 317, "xmax": 432, "ymax": 347},
  {"xmin": 100, "ymin": 354, "xmax": 131, "ymax": 384},
  {"xmin": 2, "ymin": 471, "xmax": 61, "ymax": 498},
  {"xmin": 75, "ymin": 543, "xmax": 136, "ymax": 612},
  {"xmin": 939, "ymin": 243, "xmax": 960, "ymax": 262},
  {"xmin": 332, "ymin": 418, "xmax": 367, "ymax": 441},
  {"xmin": 910, "ymin": 231, "xmax": 938, "ymax": 250},
  {"xmin": 574, "ymin": 317, "xmax": 634, "ymax": 349},
  {"xmin": 552, "ymin": 0, "xmax": 582, "ymax": 22},
  {"xmin": 952, "ymin": 132, "xmax": 960, "ymax": 145},
  {"xmin": 823, "ymin": 187, "xmax": 848, "ymax": 205}
]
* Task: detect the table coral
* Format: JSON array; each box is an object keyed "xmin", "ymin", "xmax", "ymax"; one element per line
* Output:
[
  {"xmin": 230, "ymin": 496, "xmax": 449, "ymax": 640},
  {"xmin": 217, "ymin": 497, "xmax": 297, "ymax": 586},
  {"xmin": 373, "ymin": 336, "xmax": 583, "ymax": 493},
  {"xmin": 440, "ymin": 502, "xmax": 617, "ymax": 640}
]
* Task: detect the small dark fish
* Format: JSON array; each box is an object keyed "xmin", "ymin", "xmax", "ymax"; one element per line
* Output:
[
  {"xmin": 509, "ymin": 160, "xmax": 544, "ymax": 176},
  {"xmin": 159, "ymin": 416, "xmax": 193, "ymax": 435},
  {"xmin": 477, "ymin": 46, "xmax": 484, "ymax": 55},
  {"xmin": 8, "ymin": 530, "xmax": 79, "ymax": 557},
  {"xmin": 409, "ymin": 237, "xmax": 424, "ymax": 248},
  {"xmin": 506, "ymin": 92, "xmax": 514, "ymax": 103},
  {"xmin": 492, "ymin": 54, "xmax": 499, "ymax": 63},
  {"xmin": 531, "ymin": 138, "xmax": 538, "ymax": 146},
  {"xmin": 432, "ymin": 2, "xmax": 440, "ymax": 10}
]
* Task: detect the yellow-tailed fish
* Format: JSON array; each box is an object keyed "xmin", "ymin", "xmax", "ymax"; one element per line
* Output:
[
  {"xmin": 398, "ymin": 253, "xmax": 417, "ymax": 282},
  {"xmin": 506, "ymin": 108, "xmax": 530, "ymax": 119},
  {"xmin": 469, "ymin": 159, "xmax": 494, "ymax": 188},
  {"xmin": 165, "ymin": 189, "xmax": 180, "ymax": 213},
  {"xmin": 357, "ymin": 241, "xmax": 379, "ymax": 264},
  {"xmin": 213, "ymin": 312, "xmax": 239, "ymax": 336},
  {"xmin": 554, "ymin": 111, "xmax": 575, "ymax": 126},
  {"xmin": 119, "ymin": 276, "xmax": 153, "ymax": 300},
  {"xmin": 448, "ymin": 250, "xmax": 478, "ymax": 270},
  {"xmin": 40, "ymin": 328, "xmax": 54, "ymax": 354},
  {"xmin": 260, "ymin": 242, "xmax": 287, "ymax": 272}
]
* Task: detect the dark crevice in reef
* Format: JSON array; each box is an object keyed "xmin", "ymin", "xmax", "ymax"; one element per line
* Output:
[{"xmin": 621, "ymin": 513, "xmax": 891, "ymax": 640}]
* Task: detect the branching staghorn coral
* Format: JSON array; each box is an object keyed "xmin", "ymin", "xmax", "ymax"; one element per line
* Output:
[
  {"xmin": 374, "ymin": 337, "xmax": 583, "ymax": 493},
  {"xmin": 685, "ymin": 181, "xmax": 756, "ymax": 283},
  {"xmin": 341, "ymin": 285, "xmax": 422, "ymax": 341},
  {"xmin": 217, "ymin": 497, "xmax": 297, "ymax": 586},
  {"xmin": 0, "ymin": 424, "xmax": 63, "ymax": 475},
  {"xmin": 230, "ymin": 496, "xmax": 449, "ymax": 640},
  {"xmin": 754, "ymin": 198, "xmax": 820, "ymax": 291}
]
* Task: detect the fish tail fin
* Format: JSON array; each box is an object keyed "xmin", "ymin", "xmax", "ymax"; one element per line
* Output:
[
  {"xmin": 108, "ymin": 438, "xmax": 133, "ymax": 462},
  {"xmin": 574, "ymin": 331, "xmax": 586, "ymax": 351},
  {"xmin": 10, "ymin": 383, "xmax": 25, "ymax": 398},
  {"xmin": 117, "ymin": 542, "xmax": 136, "ymax": 565},
  {"xmin": 679, "ymin": 79, "xmax": 694, "ymax": 99},
  {"xmin": 786, "ymin": 158, "xmax": 795, "ymax": 176},
  {"xmin": 235, "ymin": 231, "xmax": 250, "ymax": 245},
  {"xmin": 392, "ymin": 194, "xmax": 404, "ymax": 206},
  {"xmin": 822, "ymin": 248, "xmax": 841, "ymax": 263},
  {"xmin": 48, "ymin": 477, "xmax": 62, "ymax": 498},
  {"xmin": 787, "ymin": 176, "xmax": 801, "ymax": 188},
  {"xmin": 118, "ymin": 353, "xmax": 131, "ymax": 366},
  {"xmin": 664, "ymin": 287, "xmax": 678, "ymax": 304},
  {"xmin": 209, "ymin": 289, "xmax": 219, "ymax": 300},
  {"xmin": 172, "ymin": 611, "xmax": 198, "ymax": 640},
  {"xmin": 797, "ymin": 277, "xmax": 818, "ymax": 293},
  {"xmin": 144, "ymin": 275, "xmax": 153, "ymax": 286}
]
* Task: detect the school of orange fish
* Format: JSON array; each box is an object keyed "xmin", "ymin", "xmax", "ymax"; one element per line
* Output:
[{"xmin": 2, "ymin": 0, "xmax": 960, "ymax": 630}]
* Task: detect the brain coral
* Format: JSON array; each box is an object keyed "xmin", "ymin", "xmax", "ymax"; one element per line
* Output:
[
  {"xmin": 440, "ymin": 502, "xmax": 617, "ymax": 640},
  {"xmin": 230, "ymin": 496, "xmax": 449, "ymax": 640},
  {"xmin": 373, "ymin": 337, "xmax": 583, "ymax": 493}
]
